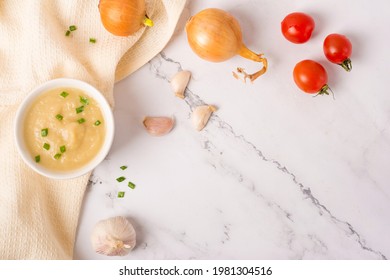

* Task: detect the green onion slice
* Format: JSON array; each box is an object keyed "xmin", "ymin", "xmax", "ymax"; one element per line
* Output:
[
  {"xmin": 80, "ymin": 96, "xmax": 89, "ymax": 105},
  {"xmin": 35, "ymin": 155, "xmax": 40, "ymax": 163},
  {"xmin": 54, "ymin": 153, "xmax": 62, "ymax": 160},
  {"xmin": 41, "ymin": 128, "xmax": 48, "ymax": 137},
  {"xmin": 77, "ymin": 118, "xmax": 86, "ymax": 124},
  {"xmin": 69, "ymin": 25, "xmax": 77, "ymax": 31},
  {"xmin": 60, "ymin": 91, "xmax": 69, "ymax": 98},
  {"xmin": 43, "ymin": 143, "xmax": 50, "ymax": 150},
  {"xmin": 94, "ymin": 120, "xmax": 101, "ymax": 126},
  {"xmin": 60, "ymin": 145, "xmax": 66, "ymax": 153},
  {"xmin": 89, "ymin": 38, "xmax": 96, "ymax": 43},
  {"xmin": 76, "ymin": 106, "xmax": 84, "ymax": 114},
  {"xmin": 120, "ymin": 166, "xmax": 127, "ymax": 170},
  {"xmin": 128, "ymin": 182, "xmax": 136, "ymax": 189},
  {"xmin": 116, "ymin": 176, "xmax": 126, "ymax": 183},
  {"xmin": 117, "ymin": 191, "xmax": 125, "ymax": 198},
  {"xmin": 65, "ymin": 30, "xmax": 71, "ymax": 36},
  {"xmin": 56, "ymin": 114, "xmax": 63, "ymax": 121}
]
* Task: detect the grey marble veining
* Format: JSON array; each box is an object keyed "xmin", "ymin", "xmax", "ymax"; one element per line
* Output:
[{"xmin": 147, "ymin": 52, "xmax": 387, "ymax": 259}]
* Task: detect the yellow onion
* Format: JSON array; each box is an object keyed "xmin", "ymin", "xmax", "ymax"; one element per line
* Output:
[
  {"xmin": 98, "ymin": 0, "xmax": 153, "ymax": 36},
  {"xmin": 185, "ymin": 8, "xmax": 267, "ymax": 83}
]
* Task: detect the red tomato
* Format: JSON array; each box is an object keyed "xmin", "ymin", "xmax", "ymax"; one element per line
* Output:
[
  {"xmin": 323, "ymin": 33, "xmax": 352, "ymax": 71},
  {"xmin": 293, "ymin": 60, "xmax": 331, "ymax": 95},
  {"xmin": 281, "ymin": 12, "xmax": 315, "ymax": 44}
]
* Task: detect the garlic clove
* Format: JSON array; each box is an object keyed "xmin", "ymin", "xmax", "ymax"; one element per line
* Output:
[
  {"xmin": 91, "ymin": 216, "xmax": 136, "ymax": 256},
  {"xmin": 170, "ymin": 70, "xmax": 191, "ymax": 98},
  {"xmin": 143, "ymin": 116, "xmax": 174, "ymax": 136},
  {"xmin": 192, "ymin": 105, "xmax": 217, "ymax": 131}
]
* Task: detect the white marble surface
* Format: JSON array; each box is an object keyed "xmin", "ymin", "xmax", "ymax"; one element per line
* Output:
[{"xmin": 74, "ymin": 0, "xmax": 390, "ymax": 259}]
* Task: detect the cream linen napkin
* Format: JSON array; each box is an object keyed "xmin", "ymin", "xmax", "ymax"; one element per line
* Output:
[{"xmin": 0, "ymin": 0, "xmax": 186, "ymax": 259}]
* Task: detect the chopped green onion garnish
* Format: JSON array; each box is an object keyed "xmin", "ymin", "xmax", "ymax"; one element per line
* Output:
[
  {"xmin": 120, "ymin": 166, "xmax": 127, "ymax": 170},
  {"xmin": 54, "ymin": 153, "xmax": 62, "ymax": 160},
  {"xmin": 35, "ymin": 155, "xmax": 40, "ymax": 163},
  {"xmin": 60, "ymin": 91, "xmax": 69, "ymax": 98},
  {"xmin": 43, "ymin": 143, "xmax": 50, "ymax": 150},
  {"xmin": 77, "ymin": 118, "xmax": 86, "ymax": 124},
  {"xmin": 60, "ymin": 145, "xmax": 66, "ymax": 153},
  {"xmin": 69, "ymin": 25, "xmax": 77, "ymax": 31},
  {"xmin": 76, "ymin": 106, "xmax": 84, "ymax": 114},
  {"xmin": 94, "ymin": 120, "xmax": 101, "ymax": 126},
  {"xmin": 89, "ymin": 38, "xmax": 96, "ymax": 43},
  {"xmin": 128, "ymin": 182, "xmax": 136, "ymax": 189},
  {"xmin": 41, "ymin": 128, "xmax": 48, "ymax": 137},
  {"xmin": 80, "ymin": 96, "xmax": 89, "ymax": 105},
  {"xmin": 55, "ymin": 114, "xmax": 63, "ymax": 121},
  {"xmin": 116, "ymin": 176, "xmax": 126, "ymax": 183},
  {"xmin": 117, "ymin": 191, "xmax": 125, "ymax": 198},
  {"xmin": 65, "ymin": 30, "xmax": 71, "ymax": 36}
]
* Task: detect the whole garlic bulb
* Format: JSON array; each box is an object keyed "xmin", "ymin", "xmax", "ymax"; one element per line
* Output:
[{"xmin": 91, "ymin": 216, "xmax": 136, "ymax": 256}]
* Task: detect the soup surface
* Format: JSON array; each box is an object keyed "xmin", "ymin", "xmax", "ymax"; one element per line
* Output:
[{"xmin": 24, "ymin": 87, "xmax": 105, "ymax": 171}]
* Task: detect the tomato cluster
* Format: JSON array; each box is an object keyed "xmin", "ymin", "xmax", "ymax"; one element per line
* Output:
[{"xmin": 281, "ymin": 12, "xmax": 353, "ymax": 96}]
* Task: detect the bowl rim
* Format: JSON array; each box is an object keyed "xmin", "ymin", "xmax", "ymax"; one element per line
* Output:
[{"xmin": 14, "ymin": 78, "xmax": 115, "ymax": 180}]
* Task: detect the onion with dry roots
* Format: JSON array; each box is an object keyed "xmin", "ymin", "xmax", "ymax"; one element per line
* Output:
[
  {"xmin": 185, "ymin": 8, "xmax": 267, "ymax": 83},
  {"xmin": 98, "ymin": 0, "xmax": 153, "ymax": 36}
]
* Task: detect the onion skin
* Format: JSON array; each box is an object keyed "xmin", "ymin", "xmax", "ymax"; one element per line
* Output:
[
  {"xmin": 99, "ymin": 0, "xmax": 151, "ymax": 36},
  {"xmin": 186, "ymin": 8, "xmax": 242, "ymax": 62},
  {"xmin": 185, "ymin": 8, "xmax": 267, "ymax": 82}
]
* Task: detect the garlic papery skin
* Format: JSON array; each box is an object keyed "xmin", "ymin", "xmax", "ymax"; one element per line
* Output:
[
  {"xmin": 91, "ymin": 216, "xmax": 136, "ymax": 256},
  {"xmin": 192, "ymin": 105, "xmax": 217, "ymax": 131},
  {"xmin": 143, "ymin": 116, "xmax": 174, "ymax": 136},
  {"xmin": 170, "ymin": 70, "xmax": 191, "ymax": 98}
]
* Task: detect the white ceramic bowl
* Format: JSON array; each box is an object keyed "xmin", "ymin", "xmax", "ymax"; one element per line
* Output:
[{"xmin": 14, "ymin": 78, "xmax": 115, "ymax": 179}]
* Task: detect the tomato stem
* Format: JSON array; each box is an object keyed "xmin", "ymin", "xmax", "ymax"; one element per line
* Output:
[
  {"xmin": 339, "ymin": 58, "xmax": 352, "ymax": 72},
  {"xmin": 314, "ymin": 84, "xmax": 335, "ymax": 99}
]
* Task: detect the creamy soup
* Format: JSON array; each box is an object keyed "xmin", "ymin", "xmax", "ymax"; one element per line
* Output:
[{"xmin": 24, "ymin": 87, "xmax": 105, "ymax": 171}]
